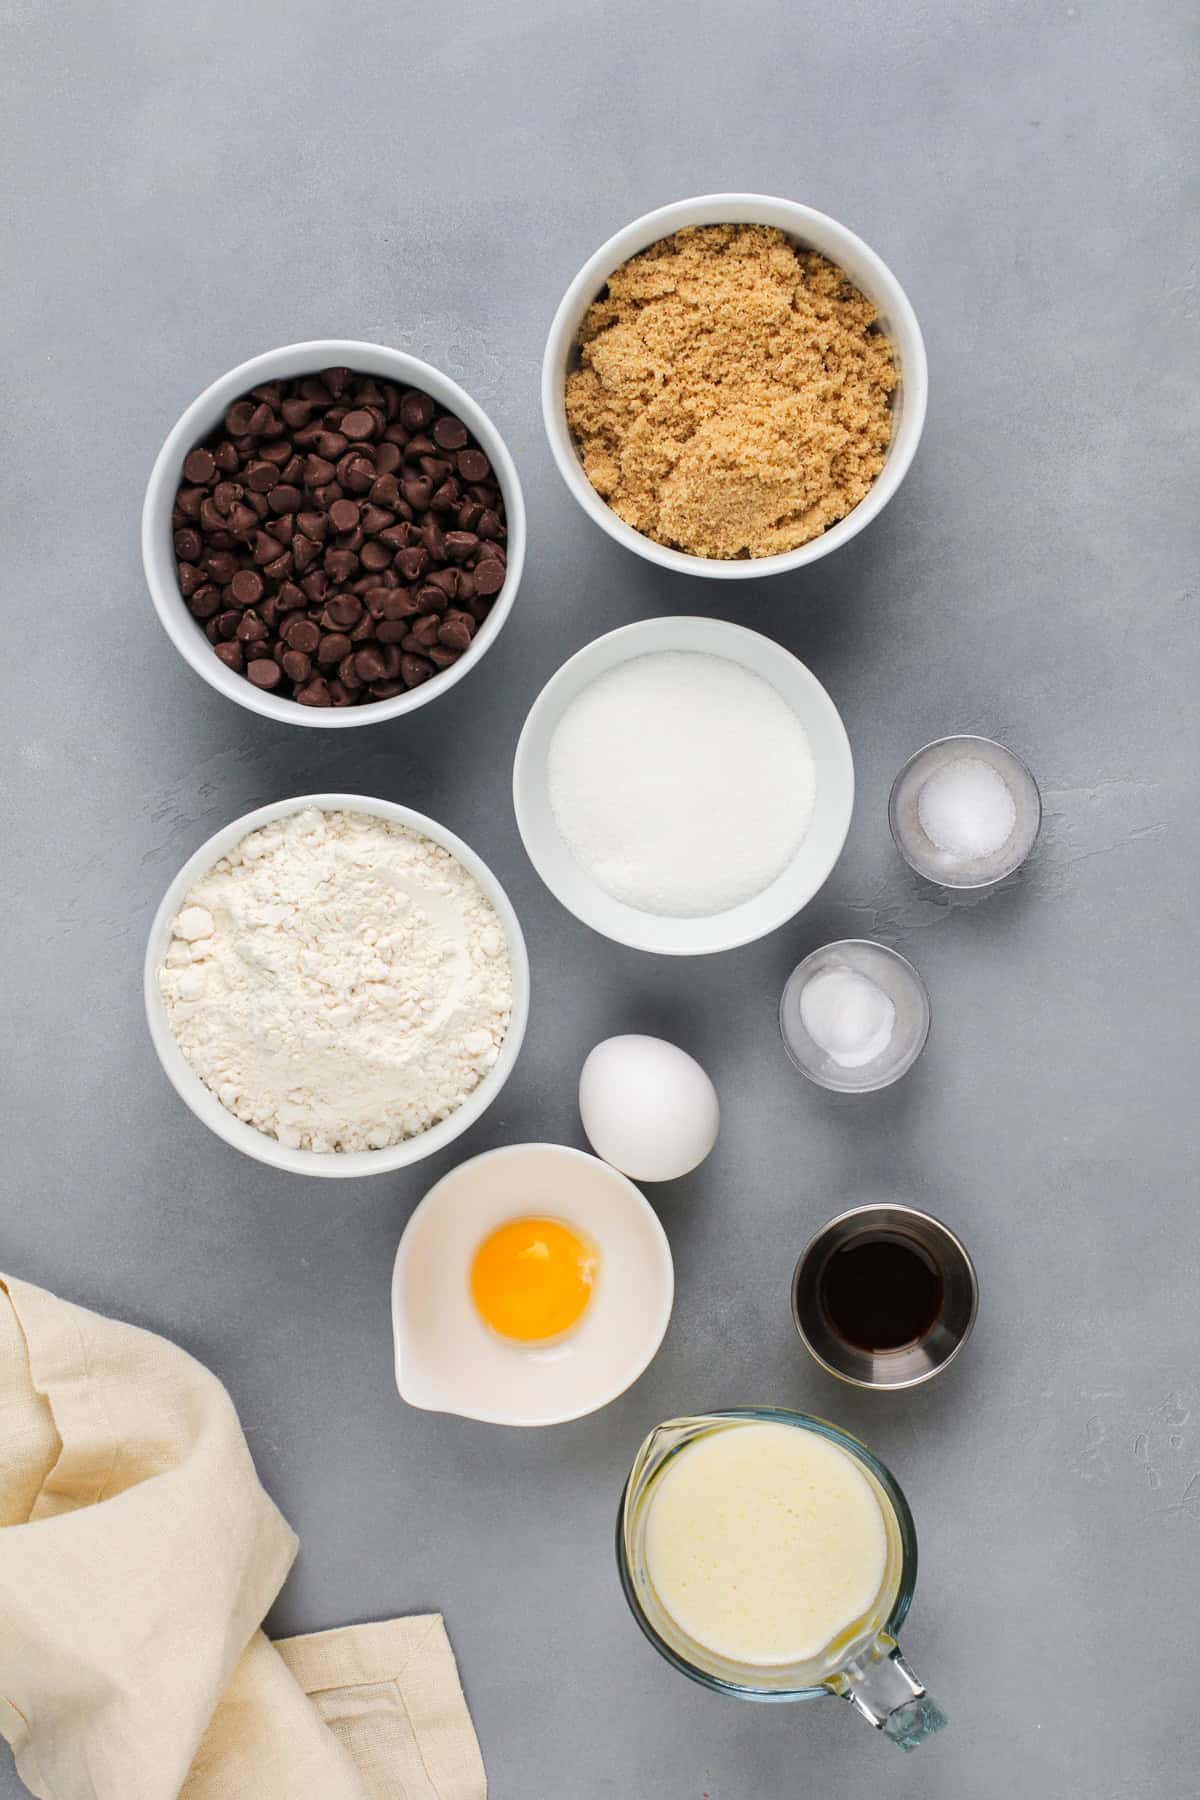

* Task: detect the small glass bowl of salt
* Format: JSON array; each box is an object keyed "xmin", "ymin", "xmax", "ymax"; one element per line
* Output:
[
  {"xmin": 779, "ymin": 940, "xmax": 932, "ymax": 1093},
  {"xmin": 888, "ymin": 734, "xmax": 1041, "ymax": 889}
]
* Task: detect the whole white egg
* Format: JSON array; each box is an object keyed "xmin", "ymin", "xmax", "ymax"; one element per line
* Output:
[{"xmin": 578, "ymin": 1035, "xmax": 719, "ymax": 1183}]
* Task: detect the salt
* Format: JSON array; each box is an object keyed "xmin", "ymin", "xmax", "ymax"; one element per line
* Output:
[
  {"xmin": 547, "ymin": 651, "xmax": 816, "ymax": 918},
  {"xmin": 917, "ymin": 758, "xmax": 1016, "ymax": 860},
  {"xmin": 799, "ymin": 965, "xmax": 896, "ymax": 1069}
]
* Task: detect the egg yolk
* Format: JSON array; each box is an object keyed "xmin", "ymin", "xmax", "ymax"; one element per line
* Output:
[{"xmin": 470, "ymin": 1216, "xmax": 599, "ymax": 1343}]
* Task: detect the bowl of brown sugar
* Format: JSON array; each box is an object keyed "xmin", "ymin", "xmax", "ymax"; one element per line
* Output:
[{"xmin": 542, "ymin": 195, "xmax": 927, "ymax": 578}]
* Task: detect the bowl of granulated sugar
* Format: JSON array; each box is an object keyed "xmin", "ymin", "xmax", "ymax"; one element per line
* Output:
[{"xmin": 513, "ymin": 617, "xmax": 854, "ymax": 955}]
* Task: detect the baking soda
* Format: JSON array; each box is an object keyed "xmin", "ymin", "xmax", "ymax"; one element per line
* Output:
[
  {"xmin": 547, "ymin": 652, "xmax": 816, "ymax": 917},
  {"xmin": 917, "ymin": 758, "xmax": 1016, "ymax": 860},
  {"xmin": 799, "ymin": 965, "xmax": 896, "ymax": 1069}
]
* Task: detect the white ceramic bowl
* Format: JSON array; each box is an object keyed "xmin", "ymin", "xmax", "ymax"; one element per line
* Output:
[
  {"xmin": 391, "ymin": 1143, "xmax": 674, "ymax": 1426},
  {"xmin": 512, "ymin": 616, "xmax": 854, "ymax": 955},
  {"xmin": 143, "ymin": 339, "xmax": 526, "ymax": 726},
  {"xmin": 542, "ymin": 193, "xmax": 927, "ymax": 579},
  {"xmin": 144, "ymin": 793, "xmax": 530, "ymax": 1178}
]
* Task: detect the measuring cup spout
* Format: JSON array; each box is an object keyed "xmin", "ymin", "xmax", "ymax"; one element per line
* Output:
[{"xmin": 827, "ymin": 1634, "xmax": 947, "ymax": 1750}]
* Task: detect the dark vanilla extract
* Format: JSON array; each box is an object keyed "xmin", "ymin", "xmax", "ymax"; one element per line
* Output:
[{"xmin": 818, "ymin": 1234, "xmax": 944, "ymax": 1352}]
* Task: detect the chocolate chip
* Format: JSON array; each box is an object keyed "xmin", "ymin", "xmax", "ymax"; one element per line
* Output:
[
  {"xmin": 317, "ymin": 632, "xmax": 352, "ymax": 664},
  {"xmin": 324, "ymin": 547, "xmax": 359, "ymax": 582},
  {"xmin": 174, "ymin": 370, "xmax": 502, "ymax": 706},
  {"xmin": 229, "ymin": 569, "xmax": 264, "ymax": 606},
  {"xmin": 432, "ymin": 415, "xmax": 468, "ymax": 451},
  {"xmin": 291, "ymin": 533, "xmax": 319, "ymax": 572},
  {"xmin": 400, "ymin": 391, "xmax": 434, "ymax": 431},
  {"xmin": 438, "ymin": 613, "xmax": 474, "ymax": 651},
  {"xmin": 284, "ymin": 618, "xmax": 321, "ymax": 654},
  {"xmin": 383, "ymin": 588, "xmax": 420, "ymax": 619},
  {"xmin": 325, "ymin": 594, "xmax": 362, "ymax": 628},
  {"xmin": 187, "ymin": 585, "xmax": 220, "ymax": 620},
  {"xmin": 343, "ymin": 457, "xmax": 376, "ymax": 495},
  {"xmin": 183, "ymin": 448, "xmax": 216, "ymax": 484},
  {"xmin": 416, "ymin": 616, "xmax": 445, "ymax": 650},
  {"xmin": 247, "ymin": 658, "xmax": 282, "ymax": 689},
  {"xmin": 457, "ymin": 448, "xmax": 490, "ymax": 482},
  {"xmin": 247, "ymin": 403, "xmax": 278, "ymax": 437},
  {"xmin": 206, "ymin": 550, "xmax": 240, "ymax": 584},
  {"xmin": 472, "ymin": 558, "xmax": 505, "ymax": 596},
  {"xmin": 328, "ymin": 497, "xmax": 359, "ymax": 532},
  {"xmin": 295, "ymin": 677, "xmax": 332, "ymax": 706},
  {"xmin": 425, "ymin": 567, "xmax": 459, "ymax": 602},
  {"xmin": 396, "ymin": 545, "xmax": 428, "ymax": 582}
]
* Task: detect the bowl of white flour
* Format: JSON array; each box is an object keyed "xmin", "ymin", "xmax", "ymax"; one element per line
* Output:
[
  {"xmin": 513, "ymin": 618, "xmax": 854, "ymax": 954},
  {"xmin": 144, "ymin": 795, "xmax": 529, "ymax": 1176}
]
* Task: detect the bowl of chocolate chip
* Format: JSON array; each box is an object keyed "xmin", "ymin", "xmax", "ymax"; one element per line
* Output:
[{"xmin": 144, "ymin": 341, "xmax": 524, "ymax": 723}]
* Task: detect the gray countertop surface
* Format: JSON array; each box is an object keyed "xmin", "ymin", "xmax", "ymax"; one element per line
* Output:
[{"xmin": 3, "ymin": 2, "xmax": 1197, "ymax": 1795}]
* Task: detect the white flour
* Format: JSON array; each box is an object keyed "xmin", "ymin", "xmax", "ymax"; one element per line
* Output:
[
  {"xmin": 159, "ymin": 807, "xmax": 513, "ymax": 1152},
  {"xmin": 548, "ymin": 651, "xmax": 817, "ymax": 917}
]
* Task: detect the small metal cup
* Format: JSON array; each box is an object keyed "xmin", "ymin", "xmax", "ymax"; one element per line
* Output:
[{"xmin": 792, "ymin": 1205, "xmax": 978, "ymax": 1390}]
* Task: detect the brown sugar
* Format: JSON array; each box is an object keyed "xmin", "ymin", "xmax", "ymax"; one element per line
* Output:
[{"xmin": 564, "ymin": 223, "xmax": 898, "ymax": 560}]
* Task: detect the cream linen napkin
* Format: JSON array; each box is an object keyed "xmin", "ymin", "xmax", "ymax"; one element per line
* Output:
[{"xmin": 0, "ymin": 1274, "xmax": 486, "ymax": 1800}]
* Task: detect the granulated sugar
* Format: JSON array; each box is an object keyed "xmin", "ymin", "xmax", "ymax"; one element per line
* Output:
[{"xmin": 547, "ymin": 651, "xmax": 816, "ymax": 917}]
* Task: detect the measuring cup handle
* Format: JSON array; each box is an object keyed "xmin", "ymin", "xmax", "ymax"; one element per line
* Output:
[{"xmin": 827, "ymin": 1635, "xmax": 947, "ymax": 1750}]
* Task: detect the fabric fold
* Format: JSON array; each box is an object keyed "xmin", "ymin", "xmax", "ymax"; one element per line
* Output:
[{"xmin": 0, "ymin": 1275, "xmax": 485, "ymax": 1800}]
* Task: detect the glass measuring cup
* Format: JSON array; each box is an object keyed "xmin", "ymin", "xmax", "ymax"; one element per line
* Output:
[{"xmin": 617, "ymin": 1408, "xmax": 946, "ymax": 1749}]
